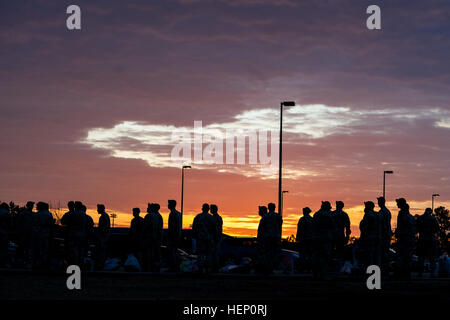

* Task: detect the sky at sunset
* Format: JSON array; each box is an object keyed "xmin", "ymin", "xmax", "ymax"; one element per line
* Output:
[{"xmin": 1, "ymin": 0, "xmax": 449, "ymax": 237}]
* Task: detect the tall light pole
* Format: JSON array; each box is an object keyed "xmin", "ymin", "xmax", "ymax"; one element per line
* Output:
[
  {"xmin": 383, "ymin": 170, "xmax": 394, "ymax": 199},
  {"xmin": 279, "ymin": 101, "xmax": 296, "ymax": 217},
  {"xmin": 432, "ymin": 193, "xmax": 440, "ymax": 212},
  {"xmin": 281, "ymin": 190, "xmax": 289, "ymax": 217},
  {"xmin": 181, "ymin": 165, "xmax": 191, "ymax": 229}
]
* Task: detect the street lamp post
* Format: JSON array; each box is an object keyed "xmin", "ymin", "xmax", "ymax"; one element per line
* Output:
[
  {"xmin": 281, "ymin": 190, "xmax": 289, "ymax": 216},
  {"xmin": 383, "ymin": 170, "xmax": 394, "ymax": 199},
  {"xmin": 432, "ymin": 193, "xmax": 440, "ymax": 212},
  {"xmin": 181, "ymin": 165, "xmax": 191, "ymax": 229},
  {"xmin": 278, "ymin": 101, "xmax": 295, "ymax": 217}
]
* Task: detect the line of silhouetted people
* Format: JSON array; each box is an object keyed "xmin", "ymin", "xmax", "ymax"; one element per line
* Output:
[
  {"xmin": 291, "ymin": 197, "xmax": 440, "ymax": 279},
  {"xmin": 0, "ymin": 196, "xmax": 442, "ymax": 278},
  {"xmin": 128, "ymin": 201, "xmax": 223, "ymax": 273},
  {"xmin": 0, "ymin": 199, "xmax": 224, "ymax": 273}
]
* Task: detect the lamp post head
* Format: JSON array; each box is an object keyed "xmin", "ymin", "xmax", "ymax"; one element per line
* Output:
[
  {"xmin": 384, "ymin": 170, "xmax": 394, "ymax": 174},
  {"xmin": 282, "ymin": 190, "xmax": 289, "ymax": 193},
  {"xmin": 281, "ymin": 101, "xmax": 296, "ymax": 107},
  {"xmin": 432, "ymin": 194, "xmax": 440, "ymax": 197},
  {"xmin": 182, "ymin": 165, "xmax": 192, "ymax": 169}
]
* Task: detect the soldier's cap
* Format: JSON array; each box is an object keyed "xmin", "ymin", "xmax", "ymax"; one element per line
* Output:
[
  {"xmin": 26, "ymin": 201, "xmax": 35, "ymax": 206},
  {"xmin": 303, "ymin": 207, "xmax": 312, "ymax": 214},
  {"xmin": 395, "ymin": 198, "xmax": 406, "ymax": 204},
  {"xmin": 376, "ymin": 196, "xmax": 385, "ymax": 201}
]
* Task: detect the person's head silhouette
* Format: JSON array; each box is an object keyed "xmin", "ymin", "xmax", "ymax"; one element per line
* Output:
[
  {"xmin": 168, "ymin": 200, "xmax": 177, "ymax": 210},
  {"xmin": 424, "ymin": 208, "xmax": 432, "ymax": 215},
  {"xmin": 302, "ymin": 207, "xmax": 312, "ymax": 216},
  {"xmin": 336, "ymin": 201, "xmax": 344, "ymax": 210},
  {"xmin": 377, "ymin": 196, "xmax": 386, "ymax": 207},
  {"xmin": 97, "ymin": 204, "xmax": 105, "ymax": 214},
  {"xmin": 321, "ymin": 201, "xmax": 331, "ymax": 211},
  {"xmin": 67, "ymin": 201, "xmax": 75, "ymax": 211},
  {"xmin": 396, "ymin": 198, "xmax": 407, "ymax": 209},
  {"xmin": 210, "ymin": 204, "xmax": 218, "ymax": 214},
  {"xmin": 364, "ymin": 201, "xmax": 375, "ymax": 212},
  {"xmin": 268, "ymin": 203, "xmax": 276, "ymax": 212},
  {"xmin": 153, "ymin": 203, "xmax": 160, "ymax": 212},
  {"xmin": 36, "ymin": 202, "xmax": 46, "ymax": 212},
  {"xmin": 202, "ymin": 203, "xmax": 210, "ymax": 213},
  {"xmin": 133, "ymin": 208, "xmax": 140, "ymax": 217},
  {"xmin": 81, "ymin": 205, "xmax": 87, "ymax": 213},
  {"xmin": 74, "ymin": 201, "xmax": 83, "ymax": 212},
  {"xmin": 26, "ymin": 201, "xmax": 35, "ymax": 211},
  {"xmin": 258, "ymin": 206, "xmax": 268, "ymax": 217},
  {"xmin": 147, "ymin": 203, "xmax": 153, "ymax": 213}
]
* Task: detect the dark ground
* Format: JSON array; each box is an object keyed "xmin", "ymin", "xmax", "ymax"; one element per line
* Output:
[
  {"xmin": 1, "ymin": 270, "xmax": 449, "ymax": 301},
  {"xmin": 1, "ymin": 271, "xmax": 449, "ymax": 318}
]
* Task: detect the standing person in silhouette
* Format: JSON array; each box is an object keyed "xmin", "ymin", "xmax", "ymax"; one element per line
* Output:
[
  {"xmin": 312, "ymin": 201, "xmax": 334, "ymax": 279},
  {"xmin": 62, "ymin": 201, "xmax": 89, "ymax": 266},
  {"xmin": 16, "ymin": 201, "xmax": 34, "ymax": 266},
  {"xmin": 296, "ymin": 207, "xmax": 314, "ymax": 273},
  {"xmin": 260, "ymin": 203, "xmax": 283, "ymax": 274},
  {"xmin": 331, "ymin": 201, "xmax": 351, "ymax": 271},
  {"xmin": 142, "ymin": 203, "xmax": 152, "ymax": 271},
  {"xmin": 143, "ymin": 203, "xmax": 163, "ymax": 272},
  {"xmin": 32, "ymin": 202, "xmax": 54, "ymax": 270},
  {"xmin": 256, "ymin": 206, "xmax": 268, "ymax": 273},
  {"xmin": 377, "ymin": 196, "xmax": 392, "ymax": 275},
  {"xmin": 416, "ymin": 208, "xmax": 439, "ymax": 277},
  {"xmin": 192, "ymin": 203, "xmax": 218, "ymax": 273},
  {"xmin": 167, "ymin": 200, "xmax": 181, "ymax": 272},
  {"xmin": 394, "ymin": 198, "xmax": 416, "ymax": 279},
  {"xmin": 210, "ymin": 204, "xmax": 223, "ymax": 272},
  {"xmin": 60, "ymin": 201, "xmax": 75, "ymax": 264},
  {"xmin": 81, "ymin": 204, "xmax": 94, "ymax": 268},
  {"xmin": 129, "ymin": 207, "xmax": 144, "ymax": 264},
  {"xmin": 0, "ymin": 203, "xmax": 10, "ymax": 267},
  {"xmin": 359, "ymin": 201, "xmax": 382, "ymax": 269},
  {"xmin": 95, "ymin": 204, "xmax": 110, "ymax": 271}
]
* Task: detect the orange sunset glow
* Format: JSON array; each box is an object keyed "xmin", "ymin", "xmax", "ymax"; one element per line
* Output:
[{"xmin": 1, "ymin": 1, "xmax": 449, "ymax": 238}]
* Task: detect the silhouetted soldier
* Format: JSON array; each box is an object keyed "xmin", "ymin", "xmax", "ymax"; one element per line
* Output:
[
  {"xmin": 60, "ymin": 201, "xmax": 75, "ymax": 263},
  {"xmin": 95, "ymin": 204, "xmax": 110, "ymax": 271},
  {"xmin": 359, "ymin": 201, "xmax": 382, "ymax": 268},
  {"xmin": 257, "ymin": 206, "xmax": 268, "ymax": 239},
  {"xmin": 192, "ymin": 203, "xmax": 218, "ymax": 273},
  {"xmin": 32, "ymin": 202, "xmax": 54, "ymax": 270},
  {"xmin": 82, "ymin": 204, "xmax": 94, "ymax": 266},
  {"xmin": 331, "ymin": 201, "xmax": 351, "ymax": 270},
  {"xmin": 62, "ymin": 201, "xmax": 90, "ymax": 266},
  {"xmin": 394, "ymin": 198, "xmax": 416, "ymax": 279},
  {"xmin": 167, "ymin": 200, "xmax": 181, "ymax": 272},
  {"xmin": 210, "ymin": 204, "xmax": 223, "ymax": 272},
  {"xmin": 0, "ymin": 203, "xmax": 10, "ymax": 267},
  {"xmin": 129, "ymin": 207, "xmax": 144, "ymax": 264},
  {"xmin": 16, "ymin": 201, "xmax": 34, "ymax": 266},
  {"xmin": 296, "ymin": 207, "xmax": 313, "ymax": 272},
  {"xmin": 377, "ymin": 196, "xmax": 392, "ymax": 274},
  {"xmin": 312, "ymin": 201, "xmax": 334, "ymax": 279},
  {"xmin": 259, "ymin": 203, "xmax": 283, "ymax": 274},
  {"xmin": 416, "ymin": 208, "xmax": 439, "ymax": 276},
  {"xmin": 143, "ymin": 203, "xmax": 163, "ymax": 272},
  {"xmin": 256, "ymin": 206, "xmax": 268, "ymax": 272}
]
